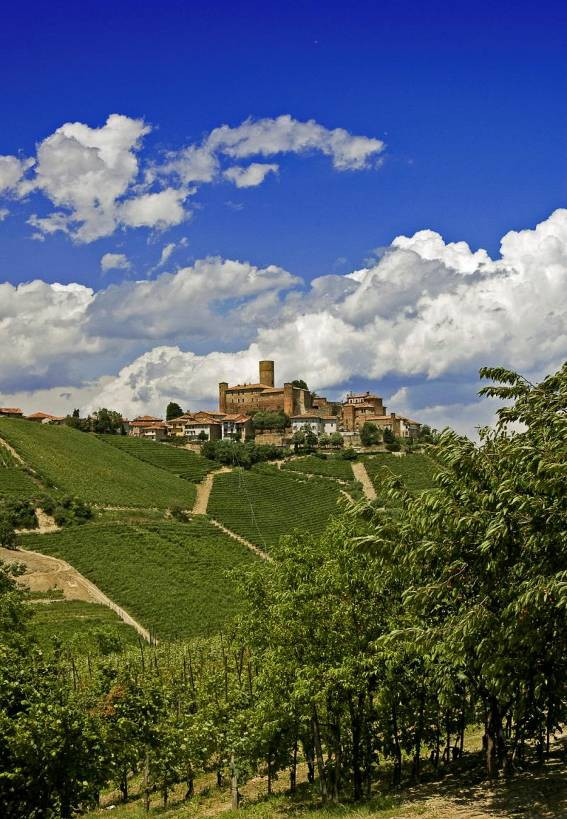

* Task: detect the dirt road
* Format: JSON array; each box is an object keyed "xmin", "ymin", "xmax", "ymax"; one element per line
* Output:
[
  {"xmin": 351, "ymin": 461, "xmax": 377, "ymax": 500},
  {"xmin": 0, "ymin": 546, "xmax": 151, "ymax": 641}
]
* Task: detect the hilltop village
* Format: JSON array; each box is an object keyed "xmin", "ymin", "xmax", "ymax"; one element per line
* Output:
[{"xmin": 0, "ymin": 360, "xmax": 422, "ymax": 446}]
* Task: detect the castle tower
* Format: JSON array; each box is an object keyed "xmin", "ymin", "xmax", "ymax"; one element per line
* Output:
[
  {"xmin": 219, "ymin": 381, "xmax": 229, "ymax": 413},
  {"xmin": 259, "ymin": 360, "xmax": 275, "ymax": 387}
]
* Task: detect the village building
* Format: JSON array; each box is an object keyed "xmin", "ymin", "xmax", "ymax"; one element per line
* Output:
[
  {"xmin": 26, "ymin": 412, "xmax": 65, "ymax": 425},
  {"xmin": 290, "ymin": 414, "xmax": 338, "ymax": 436},
  {"xmin": 341, "ymin": 391, "xmax": 387, "ymax": 431},
  {"xmin": 129, "ymin": 415, "xmax": 164, "ymax": 437},
  {"xmin": 0, "ymin": 407, "xmax": 23, "ymax": 418},
  {"xmin": 361, "ymin": 413, "xmax": 421, "ymax": 439}
]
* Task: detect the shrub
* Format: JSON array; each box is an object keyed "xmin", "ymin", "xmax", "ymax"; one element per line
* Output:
[
  {"xmin": 385, "ymin": 442, "xmax": 401, "ymax": 452},
  {"xmin": 341, "ymin": 447, "xmax": 358, "ymax": 460}
]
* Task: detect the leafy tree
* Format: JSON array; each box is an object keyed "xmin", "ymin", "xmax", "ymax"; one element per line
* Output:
[
  {"xmin": 383, "ymin": 427, "xmax": 395, "ymax": 444},
  {"xmin": 291, "ymin": 430, "xmax": 305, "ymax": 453},
  {"xmin": 251, "ymin": 411, "xmax": 289, "ymax": 430},
  {"xmin": 166, "ymin": 402, "xmax": 184, "ymax": 421},
  {"xmin": 318, "ymin": 433, "xmax": 331, "ymax": 448},
  {"xmin": 364, "ymin": 363, "xmax": 567, "ymax": 778},
  {"xmin": 304, "ymin": 428, "xmax": 318, "ymax": 451},
  {"xmin": 0, "ymin": 518, "xmax": 17, "ymax": 550},
  {"xmin": 291, "ymin": 379, "xmax": 308, "ymax": 390},
  {"xmin": 360, "ymin": 421, "xmax": 381, "ymax": 447},
  {"xmin": 93, "ymin": 408, "xmax": 123, "ymax": 435},
  {"xmin": 329, "ymin": 431, "xmax": 344, "ymax": 449},
  {"xmin": 197, "ymin": 430, "xmax": 209, "ymax": 442}
]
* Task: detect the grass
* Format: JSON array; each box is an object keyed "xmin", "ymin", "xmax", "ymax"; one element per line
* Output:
[
  {"xmin": 0, "ymin": 419, "xmax": 196, "ymax": 508},
  {"xmin": 19, "ymin": 519, "xmax": 258, "ymax": 640},
  {"xmin": 282, "ymin": 455, "xmax": 355, "ymax": 481},
  {"xmin": 98, "ymin": 435, "xmax": 217, "ymax": 483},
  {"xmin": 29, "ymin": 599, "xmax": 139, "ymax": 654},
  {"xmin": 208, "ymin": 467, "xmax": 341, "ymax": 551},
  {"xmin": 363, "ymin": 454, "xmax": 439, "ymax": 504},
  {"xmin": 0, "ymin": 467, "xmax": 39, "ymax": 498},
  {"xmin": 0, "ymin": 446, "xmax": 20, "ymax": 467}
]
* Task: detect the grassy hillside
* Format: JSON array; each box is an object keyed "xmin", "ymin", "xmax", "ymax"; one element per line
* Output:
[
  {"xmin": 98, "ymin": 435, "xmax": 216, "ymax": 482},
  {"xmin": 208, "ymin": 467, "xmax": 341, "ymax": 551},
  {"xmin": 0, "ymin": 467, "xmax": 39, "ymax": 499},
  {"xmin": 19, "ymin": 519, "xmax": 257, "ymax": 639},
  {"xmin": 363, "ymin": 453, "xmax": 439, "ymax": 504},
  {"xmin": 30, "ymin": 599, "xmax": 139, "ymax": 654},
  {"xmin": 0, "ymin": 419, "xmax": 196, "ymax": 508},
  {"xmin": 282, "ymin": 454, "xmax": 355, "ymax": 481}
]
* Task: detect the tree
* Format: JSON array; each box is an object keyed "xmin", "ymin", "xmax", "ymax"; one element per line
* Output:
[
  {"xmin": 360, "ymin": 421, "xmax": 381, "ymax": 447},
  {"xmin": 383, "ymin": 427, "xmax": 395, "ymax": 444},
  {"xmin": 329, "ymin": 432, "xmax": 344, "ymax": 449},
  {"xmin": 166, "ymin": 402, "xmax": 184, "ymax": 421},
  {"xmin": 318, "ymin": 433, "xmax": 331, "ymax": 449},
  {"xmin": 92, "ymin": 408, "xmax": 123, "ymax": 435},
  {"xmin": 197, "ymin": 431, "xmax": 208, "ymax": 442},
  {"xmin": 304, "ymin": 429, "xmax": 318, "ymax": 451},
  {"xmin": 291, "ymin": 379, "xmax": 308, "ymax": 390},
  {"xmin": 0, "ymin": 518, "xmax": 17, "ymax": 550},
  {"xmin": 364, "ymin": 363, "xmax": 567, "ymax": 778},
  {"xmin": 251, "ymin": 411, "xmax": 289, "ymax": 431},
  {"xmin": 291, "ymin": 430, "xmax": 305, "ymax": 453}
]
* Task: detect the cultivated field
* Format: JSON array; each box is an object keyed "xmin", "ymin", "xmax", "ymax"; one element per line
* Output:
[
  {"xmin": 19, "ymin": 519, "xmax": 257, "ymax": 639},
  {"xmin": 363, "ymin": 453, "xmax": 439, "ymax": 498},
  {"xmin": 98, "ymin": 435, "xmax": 216, "ymax": 482},
  {"xmin": 0, "ymin": 467, "xmax": 39, "ymax": 499},
  {"xmin": 30, "ymin": 599, "xmax": 139, "ymax": 654},
  {"xmin": 282, "ymin": 454, "xmax": 355, "ymax": 481},
  {"xmin": 0, "ymin": 419, "xmax": 196, "ymax": 508},
  {"xmin": 208, "ymin": 467, "xmax": 342, "ymax": 551}
]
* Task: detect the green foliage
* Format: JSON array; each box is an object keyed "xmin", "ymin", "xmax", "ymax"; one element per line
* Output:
[
  {"xmin": 282, "ymin": 455, "xmax": 355, "ymax": 481},
  {"xmin": 30, "ymin": 600, "xmax": 139, "ymax": 655},
  {"xmin": 208, "ymin": 467, "xmax": 341, "ymax": 550},
  {"xmin": 166, "ymin": 401, "xmax": 184, "ymax": 420},
  {"xmin": 19, "ymin": 519, "xmax": 257, "ymax": 639},
  {"xmin": 291, "ymin": 379, "xmax": 308, "ymax": 390},
  {"xmin": 0, "ymin": 420, "xmax": 196, "ymax": 508},
  {"xmin": 99, "ymin": 434, "xmax": 216, "ymax": 483},
  {"xmin": 363, "ymin": 453, "xmax": 439, "ymax": 501},
  {"xmin": 383, "ymin": 428, "xmax": 395, "ymax": 444},
  {"xmin": 202, "ymin": 439, "xmax": 285, "ymax": 468},
  {"xmin": 329, "ymin": 431, "xmax": 344, "ymax": 448},
  {"xmin": 93, "ymin": 407, "xmax": 125, "ymax": 434},
  {"xmin": 341, "ymin": 446, "xmax": 358, "ymax": 460},
  {"xmin": 360, "ymin": 421, "xmax": 381, "ymax": 446},
  {"xmin": 0, "ymin": 518, "xmax": 17, "ymax": 549},
  {"xmin": 385, "ymin": 441, "xmax": 401, "ymax": 452},
  {"xmin": 251, "ymin": 410, "xmax": 289, "ymax": 430}
]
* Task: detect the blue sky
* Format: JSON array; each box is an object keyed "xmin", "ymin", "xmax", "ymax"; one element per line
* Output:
[{"xmin": 1, "ymin": 0, "xmax": 566, "ymax": 432}]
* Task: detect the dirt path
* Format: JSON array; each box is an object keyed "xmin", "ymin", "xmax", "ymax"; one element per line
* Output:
[
  {"xmin": 0, "ymin": 546, "xmax": 151, "ymax": 642},
  {"xmin": 0, "ymin": 432, "xmax": 25, "ymax": 465},
  {"xmin": 210, "ymin": 518, "xmax": 272, "ymax": 562},
  {"xmin": 351, "ymin": 461, "xmax": 377, "ymax": 500},
  {"xmin": 193, "ymin": 467, "xmax": 232, "ymax": 515}
]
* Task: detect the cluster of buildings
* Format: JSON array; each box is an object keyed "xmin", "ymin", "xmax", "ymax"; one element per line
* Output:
[
  {"xmin": 1, "ymin": 361, "xmax": 422, "ymax": 444},
  {"xmin": 128, "ymin": 360, "xmax": 422, "ymax": 443}
]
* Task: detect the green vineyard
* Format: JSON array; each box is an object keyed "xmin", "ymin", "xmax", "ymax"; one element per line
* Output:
[
  {"xmin": 30, "ymin": 600, "xmax": 139, "ymax": 653},
  {"xmin": 282, "ymin": 454, "xmax": 355, "ymax": 481},
  {"xmin": 98, "ymin": 435, "xmax": 216, "ymax": 482},
  {"xmin": 208, "ymin": 467, "xmax": 342, "ymax": 551},
  {"xmin": 363, "ymin": 453, "xmax": 440, "ymax": 502},
  {"xmin": 19, "ymin": 519, "xmax": 257, "ymax": 639},
  {"xmin": 0, "ymin": 420, "xmax": 196, "ymax": 508},
  {"xmin": 0, "ymin": 468, "xmax": 39, "ymax": 499}
]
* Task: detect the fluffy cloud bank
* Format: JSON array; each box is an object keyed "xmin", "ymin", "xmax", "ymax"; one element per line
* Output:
[
  {"xmin": 1, "ymin": 208, "xmax": 565, "ymax": 432},
  {"xmin": 0, "ymin": 114, "xmax": 385, "ymax": 242}
]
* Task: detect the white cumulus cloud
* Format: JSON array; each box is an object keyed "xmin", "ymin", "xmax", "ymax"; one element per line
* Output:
[
  {"xmin": 100, "ymin": 252, "xmax": 131, "ymax": 273},
  {"xmin": 223, "ymin": 162, "xmax": 279, "ymax": 188}
]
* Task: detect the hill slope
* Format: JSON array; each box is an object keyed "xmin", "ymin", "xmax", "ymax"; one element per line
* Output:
[
  {"xmin": 98, "ymin": 435, "xmax": 216, "ymax": 482},
  {"xmin": 0, "ymin": 419, "xmax": 196, "ymax": 508}
]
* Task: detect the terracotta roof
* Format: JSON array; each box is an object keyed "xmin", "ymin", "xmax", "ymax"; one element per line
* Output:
[
  {"xmin": 143, "ymin": 423, "xmax": 168, "ymax": 430},
  {"xmin": 226, "ymin": 383, "xmax": 267, "ymax": 390},
  {"xmin": 259, "ymin": 387, "xmax": 284, "ymax": 393},
  {"xmin": 0, "ymin": 407, "xmax": 23, "ymax": 415},
  {"xmin": 221, "ymin": 413, "xmax": 251, "ymax": 422},
  {"xmin": 183, "ymin": 418, "xmax": 221, "ymax": 427},
  {"xmin": 27, "ymin": 411, "xmax": 64, "ymax": 420},
  {"xmin": 345, "ymin": 402, "xmax": 380, "ymax": 410},
  {"xmin": 133, "ymin": 415, "xmax": 162, "ymax": 422}
]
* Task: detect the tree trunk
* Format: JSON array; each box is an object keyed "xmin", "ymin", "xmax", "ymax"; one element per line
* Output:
[
  {"xmin": 312, "ymin": 705, "xmax": 328, "ymax": 801},
  {"xmin": 391, "ymin": 702, "xmax": 402, "ymax": 788},
  {"xmin": 349, "ymin": 694, "xmax": 364, "ymax": 800},
  {"xmin": 230, "ymin": 753, "xmax": 240, "ymax": 810},
  {"xmin": 412, "ymin": 691, "xmax": 425, "ymax": 783},
  {"xmin": 119, "ymin": 773, "xmax": 128, "ymax": 803},
  {"xmin": 485, "ymin": 697, "xmax": 507, "ymax": 779},
  {"xmin": 290, "ymin": 737, "xmax": 298, "ymax": 793},
  {"xmin": 143, "ymin": 752, "xmax": 151, "ymax": 813}
]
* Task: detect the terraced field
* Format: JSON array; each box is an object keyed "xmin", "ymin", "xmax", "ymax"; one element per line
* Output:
[
  {"xmin": 19, "ymin": 519, "xmax": 257, "ymax": 639},
  {"xmin": 208, "ymin": 467, "xmax": 341, "ymax": 551},
  {"xmin": 363, "ymin": 453, "xmax": 440, "ymax": 503},
  {"xmin": 0, "ymin": 419, "xmax": 196, "ymax": 508},
  {"xmin": 282, "ymin": 455, "xmax": 355, "ymax": 481},
  {"xmin": 99, "ymin": 435, "xmax": 216, "ymax": 482}
]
